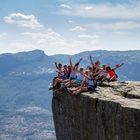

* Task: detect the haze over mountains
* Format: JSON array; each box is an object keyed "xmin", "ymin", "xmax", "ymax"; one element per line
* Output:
[
  {"xmin": 0, "ymin": 49, "xmax": 140, "ymax": 77},
  {"xmin": 0, "ymin": 49, "xmax": 140, "ymax": 108},
  {"xmin": 0, "ymin": 49, "xmax": 140, "ymax": 139}
]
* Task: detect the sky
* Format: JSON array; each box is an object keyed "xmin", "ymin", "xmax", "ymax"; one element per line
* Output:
[{"xmin": 0, "ymin": 0, "xmax": 140, "ymax": 55}]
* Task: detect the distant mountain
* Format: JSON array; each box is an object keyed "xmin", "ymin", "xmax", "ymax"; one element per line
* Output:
[
  {"xmin": 1, "ymin": 49, "xmax": 140, "ymax": 80},
  {"xmin": 51, "ymin": 50, "xmax": 140, "ymax": 80},
  {"xmin": 0, "ymin": 49, "xmax": 140, "ymax": 110},
  {"xmin": 0, "ymin": 50, "xmax": 55, "ymax": 110},
  {"xmin": 0, "ymin": 50, "xmax": 56, "ymax": 139},
  {"xmin": 0, "ymin": 50, "xmax": 55, "ymax": 76}
]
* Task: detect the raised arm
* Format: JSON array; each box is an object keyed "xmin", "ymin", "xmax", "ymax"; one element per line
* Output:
[
  {"xmin": 74, "ymin": 58, "xmax": 83, "ymax": 66},
  {"xmin": 69, "ymin": 57, "xmax": 72, "ymax": 68},
  {"xmin": 78, "ymin": 58, "xmax": 83, "ymax": 63},
  {"xmin": 81, "ymin": 72, "xmax": 90, "ymax": 79},
  {"xmin": 55, "ymin": 62, "xmax": 58, "ymax": 69},
  {"xmin": 113, "ymin": 63, "xmax": 124, "ymax": 70},
  {"xmin": 89, "ymin": 55, "xmax": 94, "ymax": 66}
]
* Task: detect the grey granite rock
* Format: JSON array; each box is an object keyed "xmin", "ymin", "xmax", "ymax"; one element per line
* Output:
[{"xmin": 52, "ymin": 81, "xmax": 140, "ymax": 140}]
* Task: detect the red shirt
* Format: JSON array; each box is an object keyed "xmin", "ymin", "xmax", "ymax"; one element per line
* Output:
[{"xmin": 108, "ymin": 69, "xmax": 116, "ymax": 78}]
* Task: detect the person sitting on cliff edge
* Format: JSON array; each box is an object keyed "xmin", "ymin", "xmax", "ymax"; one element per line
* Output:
[
  {"xmin": 71, "ymin": 67, "xmax": 97, "ymax": 95},
  {"xmin": 103, "ymin": 63, "xmax": 124, "ymax": 82},
  {"xmin": 51, "ymin": 58, "xmax": 83, "ymax": 90}
]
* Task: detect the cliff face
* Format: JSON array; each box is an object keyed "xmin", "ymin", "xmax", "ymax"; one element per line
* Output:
[{"xmin": 52, "ymin": 81, "xmax": 140, "ymax": 140}]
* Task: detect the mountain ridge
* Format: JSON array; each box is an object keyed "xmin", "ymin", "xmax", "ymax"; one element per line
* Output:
[
  {"xmin": 0, "ymin": 49, "xmax": 140, "ymax": 110},
  {"xmin": 0, "ymin": 49, "xmax": 140, "ymax": 79}
]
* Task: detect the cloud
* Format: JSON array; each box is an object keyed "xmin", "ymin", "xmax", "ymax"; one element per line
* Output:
[
  {"xmin": 21, "ymin": 30, "xmax": 99, "ymax": 55},
  {"xmin": 59, "ymin": 4, "xmax": 72, "ymax": 9},
  {"xmin": 59, "ymin": 3, "xmax": 140, "ymax": 19},
  {"xmin": 111, "ymin": 31, "xmax": 129, "ymax": 35},
  {"xmin": 84, "ymin": 6, "xmax": 93, "ymax": 10},
  {"xmin": 0, "ymin": 42, "xmax": 35, "ymax": 54},
  {"xmin": 21, "ymin": 31, "xmax": 68, "ymax": 54},
  {"xmin": 1, "ymin": 28, "xmax": 139, "ymax": 55},
  {"xmin": 68, "ymin": 20, "xmax": 73, "ymax": 23},
  {"xmin": 104, "ymin": 21, "xmax": 140, "ymax": 30},
  {"xmin": 4, "ymin": 13, "xmax": 43, "ymax": 28},
  {"xmin": 64, "ymin": 39, "xmax": 99, "ymax": 54},
  {"xmin": 78, "ymin": 34, "xmax": 99, "ymax": 39},
  {"xmin": 69, "ymin": 26, "xmax": 86, "ymax": 31},
  {"xmin": 22, "ymin": 31, "xmax": 65, "ymax": 45},
  {"xmin": 0, "ymin": 33, "xmax": 8, "ymax": 38},
  {"xmin": 87, "ymin": 21, "xmax": 140, "ymax": 30}
]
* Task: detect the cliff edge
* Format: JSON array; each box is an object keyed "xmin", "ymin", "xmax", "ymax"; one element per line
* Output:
[{"xmin": 52, "ymin": 81, "xmax": 140, "ymax": 140}]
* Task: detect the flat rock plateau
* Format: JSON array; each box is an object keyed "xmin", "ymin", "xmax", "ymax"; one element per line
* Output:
[{"xmin": 52, "ymin": 81, "xmax": 140, "ymax": 140}]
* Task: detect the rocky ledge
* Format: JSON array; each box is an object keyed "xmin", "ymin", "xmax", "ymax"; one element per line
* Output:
[{"xmin": 52, "ymin": 81, "xmax": 140, "ymax": 140}]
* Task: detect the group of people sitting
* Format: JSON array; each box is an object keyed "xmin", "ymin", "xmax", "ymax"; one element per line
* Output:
[{"xmin": 49, "ymin": 56, "xmax": 123, "ymax": 95}]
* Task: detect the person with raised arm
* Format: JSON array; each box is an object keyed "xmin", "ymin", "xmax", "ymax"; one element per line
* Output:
[
  {"xmin": 89, "ymin": 55, "xmax": 101, "ymax": 73},
  {"xmin": 71, "ymin": 67, "xmax": 97, "ymax": 95},
  {"xmin": 104, "ymin": 63, "xmax": 124, "ymax": 82},
  {"xmin": 63, "ymin": 57, "xmax": 83, "ymax": 86},
  {"xmin": 89, "ymin": 55, "xmax": 94, "ymax": 66},
  {"xmin": 69, "ymin": 57, "xmax": 83, "ymax": 80},
  {"xmin": 65, "ymin": 67, "xmax": 85, "ymax": 87}
]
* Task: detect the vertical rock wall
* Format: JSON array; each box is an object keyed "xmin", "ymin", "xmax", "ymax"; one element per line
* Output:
[{"xmin": 52, "ymin": 82, "xmax": 140, "ymax": 140}]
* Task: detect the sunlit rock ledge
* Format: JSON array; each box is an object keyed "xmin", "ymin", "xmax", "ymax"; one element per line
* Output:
[{"xmin": 52, "ymin": 81, "xmax": 140, "ymax": 140}]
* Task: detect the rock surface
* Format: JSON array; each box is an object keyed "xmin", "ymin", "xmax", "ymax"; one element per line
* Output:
[{"xmin": 52, "ymin": 81, "xmax": 140, "ymax": 140}]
